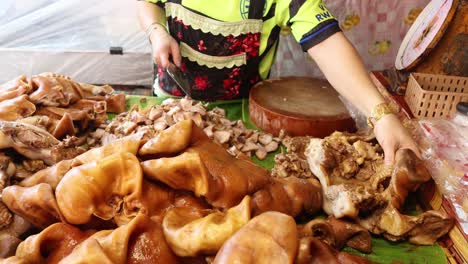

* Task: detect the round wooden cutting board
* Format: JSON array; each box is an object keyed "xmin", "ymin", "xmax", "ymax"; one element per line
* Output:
[
  {"xmin": 249, "ymin": 77, "xmax": 356, "ymax": 138},
  {"xmin": 395, "ymin": 0, "xmax": 459, "ymax": 71}
]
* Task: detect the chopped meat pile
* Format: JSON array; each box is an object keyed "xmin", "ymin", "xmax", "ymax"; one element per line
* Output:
[
  {"xmin": 304, "ymin": 131, "xmax": 454, "ymax": 245},
  {"xmin": 96, "ymin": 97, "xmax": 282, "ymax": 160},
  {"xmin": 272, "ymin": 137, "xmax": 314, "ymax": 178}
]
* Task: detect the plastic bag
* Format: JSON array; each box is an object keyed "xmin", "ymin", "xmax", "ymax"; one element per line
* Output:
[{"xmin": 414, "ymin": 114, "xmax": 468, "ymax": 234}]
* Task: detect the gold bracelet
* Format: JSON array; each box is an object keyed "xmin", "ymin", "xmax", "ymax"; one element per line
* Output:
[{"xmin": 367, "ymin": 103, "xmax": 395, "ymax": 128}]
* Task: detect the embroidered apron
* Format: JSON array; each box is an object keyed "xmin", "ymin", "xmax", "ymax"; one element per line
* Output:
[{"xmin": 156, "ymin": 0, "xmax": 265, "ymax": 101}]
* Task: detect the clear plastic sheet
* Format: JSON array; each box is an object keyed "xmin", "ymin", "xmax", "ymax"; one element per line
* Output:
[
  {"xmin": 415, "ymin": 114, "xmax": 468, "ymax": 234},
  {"xmin": 338, "ymin": 96, "xmax": 368, "ymax": 130},
  {"xmin": 0, "ymin": 0, "xmax": 153, "ymax": 86}
]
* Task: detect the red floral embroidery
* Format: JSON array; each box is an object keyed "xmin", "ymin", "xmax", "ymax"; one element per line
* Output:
[
  {"xmin": 174, "ymin": 17, "xmax": 183, "ymax": 24},
  {"xmin": 223, "ymin": 67, "xmax": 244, "ymax": 98},
  {"xmin": 177, "ymin": 32, "xmax": 183, "ymax": 40},
  {"xmin": 242, "ymin": 33, "xmax": 260, "ymax": 59},
  {"xmin": 197, "ymin": 40, "xmax": 207, "ymax": 51},
  {"xmin": 172, "ymin": 89, "xmax": 183, "ymax": 96},
  {"xmin": 225, "ymin": 82, "xmax": 241, "ymax": 99},
  {"xmin": 194, "ymin": 76, "xmax": 210, "ymax": 90},
  {"xmin": 180, "ymin": 62, "xmax": 186, "ymax": 73},
  {"xmin": 229, "ymin": 68, "xmax": 241, "ymax": 78},
  {"xmin": 223, "ymin": 79, "xmax": 236, "ymax": 90},
  {"xmin": 157, "ymin": 66, "xmax": 164, "ymax": 76},
  {"xmin": 226, "ymin": 33, "xmax": 261, "ymax": 59}
]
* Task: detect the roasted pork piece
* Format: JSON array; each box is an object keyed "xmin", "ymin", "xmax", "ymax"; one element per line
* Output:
[
  {"xmin": 0, "ymin": 121, "xmax": 84, "ymax": 166},
  {"xmin": 305, "ymin": 132, "xmax": 454, "ymax": 245},
  {"xmin": 0, "ymin": 96, "xmax": 36, "ymax": 122},
  {"xmin": 251, "ymin": 177, "xmax": 322, "ymax": 217}
]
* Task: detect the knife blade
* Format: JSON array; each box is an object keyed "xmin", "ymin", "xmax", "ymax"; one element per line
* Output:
[{"xmin": 166, "ymin": 63, "xmax": 191, "ymax": 97}]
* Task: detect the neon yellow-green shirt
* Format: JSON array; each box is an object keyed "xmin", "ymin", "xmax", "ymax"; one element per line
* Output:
[{"xmin": 144, "ymin": 0, "xmax": 340, "ymax": 79}]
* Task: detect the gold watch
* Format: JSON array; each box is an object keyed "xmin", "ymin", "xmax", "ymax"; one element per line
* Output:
[{"xmin": 367, "ymin": 103, "xmax": 395, "ymax": 129}]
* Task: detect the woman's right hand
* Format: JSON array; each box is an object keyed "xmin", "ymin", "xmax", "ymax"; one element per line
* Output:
[{"xmin": 149, "ymin": 25, "xmax": 182, "ymax": 68}]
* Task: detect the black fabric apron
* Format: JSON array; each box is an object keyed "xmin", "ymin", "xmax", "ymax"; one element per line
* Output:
[{"xmin": 156, "ymin": 0, "xmax": 266, "ymax": 101}]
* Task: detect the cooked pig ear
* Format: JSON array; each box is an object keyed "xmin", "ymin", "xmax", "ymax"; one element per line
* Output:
[
  {"xmin": 327, "ymin": 217, "xmax": 372, "ymax": 253},
  {"xmin": 142, "ymin": 123, "xmax": 270, "ymax": 209},
  {"xmin": 0, "ymin": 75, "xmax": 32, "ymax": 103},
  {"xmin": 71, "ymin": 134, "xmax": 142, "ymax": 167},
  {"xmin": 2, "ymin": 184, "xmax": 63, "ymax": 229},
  {"xmin": 30, "ymin": 74, "xmax": 85, "ymax": 107},
  {"xmin": 213, "ymin": 212, "xmax": 298, "ymax": 264},
  {"xmin": 0, "ymin": 256, "xmax": 28, "ymax": 264},
  {"xmin": 58, "ymin": 238, "xmax": 115, "ymax": 264},
  {"xmin": 300, "ymin": 217, "xmax": 372, "ymax": 254},
  {"xmin": 405, "ymin": 210, "xmax": 454, "ymax": 245},
  {"xmin": 29, "ymin": 76, "xmax": 68, "ymax": 107},
  {"xmin": 35, "ymin": 107, "xmax": 91, "ymax": 122},
  {"xmin": 59, "ymin": 214, "xmax": 178, "ymax": 264},
  {"xmin": 86, "ymin": 94, "xmax": 126, "ymax": 113},
  {"xmin": 56, "ymin": 152, "xmax": 143, "ymax": 225},
  {"xmin": 14, "ymin": 223, "xmax": 91, "ymax": 263},
  {"xmin": 251, "ymin": 177, "xmax": 322, "ymax": 218},
  {"xmin": 296, "ymin": 237, "xmax": 339, "ymax": 264},
  {"xmin": 78, "ymin": 83, "xmax": 114, "ymax": 97},
  {"xmin": 0, "ymin": 214, "xmax": 34, "ymax": 259},
  {"xmin": 19, "ymin": 159, "xmax": 73, "ymax": 190},
  {"xmin": 0, "ymin": 96, "xmax": 36, "ymax": 121},
  {"xmin": 162, "ymin": 196, "xmax": 251, "ymax": 257},
  {"xmin": 360, "ymin": 204, "xmax": 454, "ymax": 246},
  {"xmin": 104, "ymin": 94, "xmax": 126, "ymax": 113},
  {"xmin": 386, "ymin": 149, "xmax": 432, "ymax": 210},
  {"xmin": 70, "ymin": 99, "xmax": 107, "ymax": 114},
  {"xmin": 138, "ymin": 119, "xmax": 192, "ymax": 157},
  {"xmin": 52, "ymin": 113, "xmax": 75, "ymax": 139},
  {"xmin": 136, "ymin": 180, "xmax": 177, "ymax": 222},
  {"xmin": 188, "ymin": 127, "xmax": 270, "ymax": 208},
  {"xmin": 141, "ymin": 152, "xmax": 210, "ymax": 199}
]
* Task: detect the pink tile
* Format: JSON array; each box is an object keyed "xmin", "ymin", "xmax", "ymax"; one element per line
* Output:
[{"xmin": 377, "ymin": 13, "xmax": 387, "ymax": 22}]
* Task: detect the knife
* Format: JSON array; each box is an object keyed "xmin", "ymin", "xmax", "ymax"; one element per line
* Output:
[{"xmin": 166, "ymin": 63, "xmax": 191, "ymax": 97}]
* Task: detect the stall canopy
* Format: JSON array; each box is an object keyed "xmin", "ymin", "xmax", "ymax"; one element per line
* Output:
[{"xmin": 0, "ymin": 0, "xmax": 153, "ymax": 86}]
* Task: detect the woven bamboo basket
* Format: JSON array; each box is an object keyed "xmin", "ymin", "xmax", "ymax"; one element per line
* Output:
[{"xmin": 405, "ymin": 73, "xmax": 468, "ymax": 118}]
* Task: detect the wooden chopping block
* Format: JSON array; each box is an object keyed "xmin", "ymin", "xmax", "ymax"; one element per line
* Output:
[{"xmin": 249, "ymin": 77, "xmax": 356, "ymax": 138}]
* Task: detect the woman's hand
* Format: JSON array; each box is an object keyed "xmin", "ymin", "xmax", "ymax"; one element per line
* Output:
[
  {"xmin": 149, "ymin": 25, "xmax": 181, "ymax": 69},
  {"xmin": 373, "ymin": 114, "xmax": 420, "ymax": 165}
]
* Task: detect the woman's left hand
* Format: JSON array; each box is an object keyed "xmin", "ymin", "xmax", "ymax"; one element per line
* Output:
[{"xmin": 373, "ymin": 114, "xmax": 420, "ymax": 165}]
